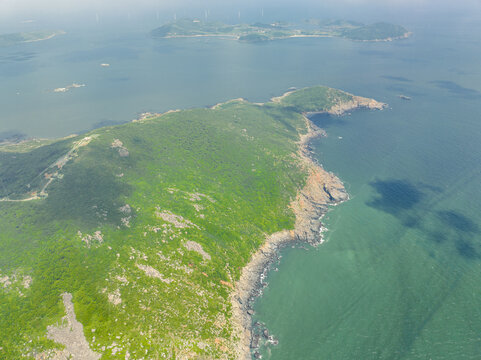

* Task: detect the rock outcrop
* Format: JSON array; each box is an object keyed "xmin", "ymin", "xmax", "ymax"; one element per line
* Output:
[{"xmin": 326, "ymin": 95, "xmax": 386, "ymax": 116}]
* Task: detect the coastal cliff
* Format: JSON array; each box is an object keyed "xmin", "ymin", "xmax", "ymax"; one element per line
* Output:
[
  {"xmin": 327, "ymin": 94, "xmax": 386, "ymax": 115},
  {"xmin": 231, "ymin": 91, "xmax": 386, "ymax": 359}
]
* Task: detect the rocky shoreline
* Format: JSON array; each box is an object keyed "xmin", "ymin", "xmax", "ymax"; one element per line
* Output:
[{"xmin": 231, "ymin": 95, "xmax": 386, "ymax": 359}]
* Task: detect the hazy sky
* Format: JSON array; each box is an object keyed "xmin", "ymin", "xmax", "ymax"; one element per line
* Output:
[
  {"xmin": 1, "ymin": 0, "xmax": 479, "ymax": 12},
  {"xmin": 1, "ymin": 0, "xmax": 480, "ymax": 21}
]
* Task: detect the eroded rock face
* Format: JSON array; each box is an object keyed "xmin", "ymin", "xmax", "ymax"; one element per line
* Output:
[
  {"xmin": 46, "ymin": 293, "xmax": 101, "ymax": 360},
  {"xmin": 327, "ymin": 95, "xmax": 386, "ymax": 115}
]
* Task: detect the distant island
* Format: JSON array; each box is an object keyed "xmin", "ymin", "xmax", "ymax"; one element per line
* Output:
[
  {"xmin": 0, "ymin": 30, "xmax": 65, "ymax": 47},
  {"xmin": 0, "ymin": 85, "xmax": 386, "ymax": 359},
  {"xmin": 151, "ymin": 19, "xmax": 410, "ymax": 42},
  {"xmin": 53, "ymin": 82, "xmax": 86, "ymax": 93}
]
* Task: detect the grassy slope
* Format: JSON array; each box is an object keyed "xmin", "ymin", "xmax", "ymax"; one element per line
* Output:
[{"xmin": 0, "ymin": 87, "xmax": 353, "ymax": 359}]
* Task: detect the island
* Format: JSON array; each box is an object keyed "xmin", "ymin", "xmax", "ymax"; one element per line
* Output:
[
  {"xmin": 53, "ymin": 83, "xmax": 86, "ymax": 93},
  {"xmin": 0, "ymin": 86, "xmax": 385, "ymax": 359},
  {"xmin": 0, "ymin": 30, "xmax": 65, "ymax": 46},
  {"xmin": 151, "ymin": 18, "xmax": 410, "ymax": 42}
]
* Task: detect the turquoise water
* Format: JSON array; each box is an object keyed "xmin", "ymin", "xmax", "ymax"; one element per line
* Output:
[
  {"xmin": 1, "ymin": 11, "xmax": 481, "ymax": 360},
  {"xmin": 253, "ymin": 19, "xmax": 481, "ymax": 360}
]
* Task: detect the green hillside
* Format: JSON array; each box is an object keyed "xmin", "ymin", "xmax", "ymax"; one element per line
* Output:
[{"xmin": 0, "ymin": 86, "xmax": 362, "ymax": 359}]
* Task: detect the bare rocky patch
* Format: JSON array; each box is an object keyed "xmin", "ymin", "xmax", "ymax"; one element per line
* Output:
[
  {"xmin": 111, "ymin": 139, "xmax": 129, "ymax": 157},
  {"xmin": 46, "ymin": 293, "xmax": 101, "ymax": 360},
  {"xmin": 155, "ymin": 208, "xmax": 199, "ymax": 229},
  {"xmin": 0, "ymin": 270, "xmax": 33, "ymax": 296},
  {"xmin": 192, "ymin": 203, "xmax": 204, "ymax": 212},
  {"xmin": 136, "ymin": 263, "xmax": 174, "ymax": 284},
  {"xmin": 119, "ymin": 204, "xmax": 131, "ymax": 214},
  {"xmin": 184, "ymin": 241, "xmax": 211, "ymax": 261},
  {"xmin": 107, "ymin": 288, "xmax": 122, "ymax": 306},
  {"xmin": 78, "ymin": 231, "xmax": 103, "ymax": 248},
  {"xmin": 0, "ymin": 274, "xmax": 11, "ymax": 288},
  {"xmin": 22, "ymin": 275, "xmax": 32, "ymax": 289},
  {"xmin": 185, "ymin": 192, "xmax": 215, "ymax": 203},
  {"xmin": 121, "ymin": 216, "xmax": 131, "ymax": 227}
]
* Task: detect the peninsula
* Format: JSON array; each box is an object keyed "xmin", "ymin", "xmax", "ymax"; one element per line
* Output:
[
  {"xmin": 151, "ymin": 19, "xmax": 410, "ymax": 42},
  {"xmin": 0, "ymin": 30, "xmax": 65, "ymax": 46},
  {"xmin": 0, "ymin": 86, "xmax": 385, "ymax": 359}
]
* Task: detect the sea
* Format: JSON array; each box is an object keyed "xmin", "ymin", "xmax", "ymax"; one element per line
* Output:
[{"xmin": 1, "ymin": 6, "xmax": 481, "ymax": 359}]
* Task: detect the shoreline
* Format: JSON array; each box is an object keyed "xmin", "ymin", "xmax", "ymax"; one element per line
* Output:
[
  {"xmin": 22, "ymin": 30, "xmax": 66, "ymax": 44},
  {"xmin": 156, "ymin": 32, "xmax": 411, "ymax": 43},
  {"xmin": 231, "ymin": 94, "xmax": 386, "ymax": 359}
]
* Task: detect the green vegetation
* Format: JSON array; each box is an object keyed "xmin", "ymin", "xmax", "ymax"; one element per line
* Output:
[
  {"xmin": 0, "ymin": 30, "xmax": 64, "ymax": 46},
  {"xmin": 278, "ymin": 86, "xmax": 353, "ymax": 112},
  {"xmin": 238, "ymin": 33, "xmax": 270, "ymax": 43},
  {"xmin": 151, "ymin": 19, "xmax": 237, "ymax": 37},
  {"xmin": 341, "ymin": 22, "xmax": 409, "ymax": 41},
  {"xmin": 151, "ymin": 18, "xmax": 409, "ymax": 42},
  {"xmin": 0, "ymin": 87, "xmax": 355, "ymax": 358}
]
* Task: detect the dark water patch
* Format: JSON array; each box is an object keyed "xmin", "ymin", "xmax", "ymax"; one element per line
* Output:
[
  {"xmin": 437, "ymin": 210, "xmax": 479, "ymax": 233},
  {"xmin": 0, "ymin": 62, "xmax": 35, "ymax": 77},
  {"xmin": 448, "ymin": 67, "xmax": 470, "ymax": 76},
  {"xmin": 358, "ymin": 49, "xmax": 390, "ymax": 58},
  {"xmin": 427, "ymin": 231, "xmax": 448, "ymax": 244},
  {"xmin": 424, "ymin": 211, "xmax": 480, "ymax": 260},
  {"xmin": 400, "ymin": 57, "xmax": 429, "ymax": 65},
  {"xmin": 309, "ymin": 113, "xmax": 348, "ymax": 129},
  {"xmin": 402, "ymin": 216, "xmax": 421, "ymax": 228},
  {"xmin": 89, "ymin": 119, "xmax": 127, "ymax": 130},
  {"xmin": 385, "ymin": 85, "xmax": 425, "ymax": 98},
  {"xmin": 367, "ymin": 179, "xmax": 424, "ymax": 215},
  {"xmin": 0, "ymin": 130, "xmax": 27, "ymax": 143},
  {"xmin": 430, "ymin": 80, "xmax": 481, "ymax": 98},
  {"xmin": 455, "ymin": 239, "xmax": 478, "ymax": 259},
  {"xmin": 0, "ymin": 51, "xmax": 36, "ymax": 63},
  {"xmin": 381, "ymin": 75, "xmax": 412, "ymax": 82}
]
